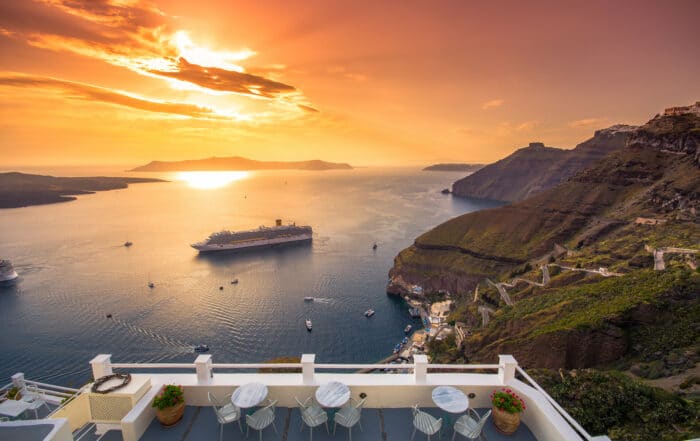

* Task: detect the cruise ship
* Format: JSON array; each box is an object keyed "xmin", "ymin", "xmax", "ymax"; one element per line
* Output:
[
  {"xmin": 0, "ymin": 260, "xmax": 18, "ymax": 284},
  {"xmin": 191, "ymin": 219, "xmax": 312, "ymax": 253}
]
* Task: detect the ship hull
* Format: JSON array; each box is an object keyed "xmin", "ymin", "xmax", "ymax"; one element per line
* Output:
[
  {"xmin": 0, "ymin": 270, "xmax": 18, "ymax": 284},
  {"xmin": 192, "ymin": 233, "xmax": 312, "ymax": 253}
]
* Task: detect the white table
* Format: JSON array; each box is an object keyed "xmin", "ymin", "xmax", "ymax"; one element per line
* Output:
[
  {"xmin": 231, "ymin": 382, "xmax": 268, "ymax": 409},
  {"xmin": 315, "ymin": 381, "xmax": 350, "ymax": 408},
  {"xmin": 432, "ymin": 386, "xmax": 469, "ymax": 414},
  {"xmin": 0, "ymin": 400, "xmax": 31, "ymax": 418}
]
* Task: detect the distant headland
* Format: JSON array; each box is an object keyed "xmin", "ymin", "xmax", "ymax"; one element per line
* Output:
[
  {"xmin": 130, "ymin": 156, "xmax": 353, "ymax": 172},
  {"xmin": 0, "ymin": 172, "xmax": 164, "ymax": 208},
  {"xmin": 422, "ymin": 163, "xmax": 484, "ymax": 172}
]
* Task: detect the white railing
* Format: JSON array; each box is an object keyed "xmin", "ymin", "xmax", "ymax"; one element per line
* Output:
[
  {"xmin": 516, "ymin": 366, "xmax": 593, "ymax": 441},
  {"xmin": 3, "ymin": 354, "xmax": 607, "ymax": 441}
]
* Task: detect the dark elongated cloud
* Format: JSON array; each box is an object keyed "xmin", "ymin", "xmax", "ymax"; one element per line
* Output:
[
  {"xmin": 148, "ymin": 58, "xmax": 296, "ymax": 98},
  {"xmin": 0, "ymin": 73, "xmax": 218, "ymax": 118}
]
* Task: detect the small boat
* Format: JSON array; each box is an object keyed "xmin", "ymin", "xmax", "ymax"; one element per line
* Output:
[
  {"xmin": 372, "ymin": 243, "xmax": 378, "ymax": 250},
  {"xmin": 364, "ymin": 309, "xmax": 375, "ymax": 317},
  {"xmin": 304, "ymin": 297, "xmax": 314, "ymax": 302},
  {"xmin": 404, "ymin": 324, "xmax": 412, "ymax": 334},
  {"xmin": 393, "ymin": 343, "xmax": 402, "ymax": 354},
  {"xmin": 106, "ymin": 313, "xmax": 112, "ymax": 319},
  {"xmin": 305, "ymin": 319, "xmax": 313, "ymax": 331},
  {"xmin": 194, "ymin": 344, "xmax": 209, "ymax": 352},
  {"xmin": 123, "ymin": 241, "xmax": 133, "ymax": 247},
  {"xmin": 441, "ymin": 188, "xmax": 451, "ymax": 194},
  {"xmin": 219, "ymin": 286, "xmax": 224, "ymax": 290},
  {"xmin": 148, "ymin": 282, "xmax": 155, "ymax": 289},
  {"xmin": 402, "ymin": 336, "xmax": 409, "ymax": 344},
  {"xmin": 231, "ymin": 278, "xmax": 239, "ymax": 284}
]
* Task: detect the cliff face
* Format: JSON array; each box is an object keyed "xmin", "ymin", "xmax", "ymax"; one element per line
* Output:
[
  {"xmin": 389, "ymin": 113, "xmax": 700, "ymax": 370},
  {"xmin": 451, "ymin": 126, "xmax": 635, "ymax": 202}
]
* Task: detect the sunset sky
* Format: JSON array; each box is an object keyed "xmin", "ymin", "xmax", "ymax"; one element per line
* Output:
[{"xmin": 1, "ymin": 0, "xmax": 699, "ymax": 167}]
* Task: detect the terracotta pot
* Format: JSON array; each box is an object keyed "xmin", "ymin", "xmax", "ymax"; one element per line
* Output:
[
  {"xmin": 155, "ymin": 401, "xmax": 185, "ymax": 426},
  {"xmin": 492, "ymin": 405, "xmax": 521, "ymax": 434}
]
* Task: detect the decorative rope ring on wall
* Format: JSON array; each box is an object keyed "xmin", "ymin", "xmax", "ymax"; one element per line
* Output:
[{"xmin": 91, "ymin": 373, "xmax": 131, "ymax": 394}]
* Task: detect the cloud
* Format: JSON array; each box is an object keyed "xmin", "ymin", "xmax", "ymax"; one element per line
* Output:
[
  {"xmin": 148, "ymin": 58, "xmax": 296, "ymax": 99},
  {"xmin": 0, "ymin": 73, "xmax": 221, "ymax": 119},
  {"xmin": 481, "ymin": 98, "xmax": 504, "ymax": 110},
  {"xmin": 0, "ymin": 0, "xmax": 306, "ymax": 101},
  {"xmin": 297, "ymin": 104, "xmax": 320, "ymax": 113}
]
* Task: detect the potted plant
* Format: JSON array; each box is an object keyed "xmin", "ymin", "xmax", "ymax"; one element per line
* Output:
[
  {"xmin": 152, "ymin": 385, "xmax": 185, "ymax": 426},
  {"xmin": 491, "ymin": 388, "xmax": 526, "ymax": 434},
  {"xmin": 6, "ymin": 387, "xmax": 21, "ymax": 400}
]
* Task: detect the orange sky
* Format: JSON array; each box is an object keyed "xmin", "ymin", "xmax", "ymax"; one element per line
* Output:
[{"xmin": 1, "ymin": 0, "xmax": 699, "ymax": 167}]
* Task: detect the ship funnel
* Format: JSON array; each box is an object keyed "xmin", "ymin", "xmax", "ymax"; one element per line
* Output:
[{"xmin": 275, "ymin": 219, "xmax": 282, "ymax": 226}]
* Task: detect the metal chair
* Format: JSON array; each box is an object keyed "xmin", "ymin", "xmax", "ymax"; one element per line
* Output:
[
  {"xmin": 452, "ymin": 409, "xmax": 491, "ymax": 441},
  {"xmin": 208, "ymin": 392, "xmax": 243, "ymax": 441},
  {"xmin": 246, "ymin": 399, "xmax": 278, "ymax": 441},
  {"xmin": 295, "ymin": 396, "xmax": 329, "ymax": 441},
  {"xmin": 334, "ymin": 397, "xmax": 366, "ymax": 441},
  {"xmin": 411, "ymin": 405, "xmax": 443, "ymax": 441},
  {"xmin": 21, "ymin": 385, "xmax": 50, "ymax": 419}
]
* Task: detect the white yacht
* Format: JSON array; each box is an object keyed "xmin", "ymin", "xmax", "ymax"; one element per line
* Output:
[{"xmin": 0, "ymin": 260, "xmax": 18, "ymax": 284}]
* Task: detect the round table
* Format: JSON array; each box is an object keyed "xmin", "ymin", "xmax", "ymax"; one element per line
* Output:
[
  {"xmin": 231, "ymin": 382, "xmax": 268, "ymax": 409},
  {"xmin": 315, "ymin": 381, "xmax": 350, "ymax": 408},
  {"xmin": 431, "ymin": 386, "xmax": 469, "ymax": 413}
]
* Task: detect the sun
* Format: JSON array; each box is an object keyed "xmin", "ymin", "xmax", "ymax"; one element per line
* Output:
[{"xmin": 175, "ymin": 171, "xmax": 250, "ymax": 189}]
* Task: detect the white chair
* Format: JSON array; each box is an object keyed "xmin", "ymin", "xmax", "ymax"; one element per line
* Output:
[
  {"xmin": 411, "ymin": 405, "xmax": 443, "ymax": 441},
  {"xmin": 246, "ymin": 399, "xmax": 278, "ymax": 441},
  {"xmin": 452, "ymin": 409, "xmax": 491, "ymax": 441},
  {"xmin": 208, "ymin": 392, "xmax": 243, "ymax": 441},
  {"xmin": 334, "ymin": 397, "xmax": 365, "ymax": 441},
  {"xmin": 295, "ymin": 396, "xmax": 329, "ymax": 441},
  {"xmin": 21, "ymin": 385, "xmax": 49, "ymax": 419}
]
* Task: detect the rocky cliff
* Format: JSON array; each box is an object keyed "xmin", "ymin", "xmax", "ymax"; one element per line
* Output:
[
  {"xmin": 451, "ymin": 125, "xmax": 636, "ymax": 202},
  {"xmin": 389, "ymin": 112, "xmax": 700, "ymax": 371}
]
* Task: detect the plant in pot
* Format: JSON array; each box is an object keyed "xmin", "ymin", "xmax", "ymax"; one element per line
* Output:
[
  {"xmin": 7, "ymin": 387, "xmax": 21, "ymax": 400},
  {"xmin": 491, "ymin": 388, "xmax": 526, "ymax": 434},
  {"xmin": 152, "ymin": 385, "xmax": 185, "ymax": 426}
]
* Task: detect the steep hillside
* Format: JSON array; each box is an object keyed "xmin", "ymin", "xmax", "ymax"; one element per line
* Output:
[
  {"xmin": 388, "ymin": 112, "xmax": 700, "ymax": 372},
  {"xmin": 451, "ymin": 125, "xmax": 635, "ymax": 202}
]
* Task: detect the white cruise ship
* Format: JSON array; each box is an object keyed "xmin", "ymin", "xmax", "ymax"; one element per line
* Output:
[
  {"xmin": 191, "ymin": 219, "xmax": 312, "ymax": 253},
  {"xmin": 0, "ymin": 260, "xmax": 18, "ymax": 284}
]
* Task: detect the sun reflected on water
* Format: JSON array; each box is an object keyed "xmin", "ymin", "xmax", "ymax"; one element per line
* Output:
[{"xmin": 175, "ymin": 171, "xmax": 250, "ymax": 189}]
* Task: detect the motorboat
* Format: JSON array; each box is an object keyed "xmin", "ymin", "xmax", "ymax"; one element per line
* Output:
[
  {"xmin": 305, "ymin": 319, "xmax": 313, "ymax": 331},
  {"xmin": 364, "ymin": 309, "xmax": 375, "ymax": 317},
  {"xmin": 304, "ymin": 297, "xmax": 314, "ymax": 301},
  {"xmin": 123, "ymin": 241, "xmax": 133, "ymax": 247},
  {"xmin": 194, "ymin": 344, "xmax": 209, "ymax": 353},
  {"xmin": 404, "ymin": 324, "xmax": 412, "ymax": 334},
  {"xmin": 148, "ymin": 282, "xmax": 155, "ymax": 289}
]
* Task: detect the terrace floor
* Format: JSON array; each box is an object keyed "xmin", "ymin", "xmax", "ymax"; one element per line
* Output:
[{"xmin": 75, "ymin": 406, "xmax": 537, "ymax": 441}]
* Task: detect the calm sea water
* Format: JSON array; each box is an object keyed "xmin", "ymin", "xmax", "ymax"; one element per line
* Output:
[{"xmin": 0, "ymin": 168, "xmax": 499, "ymax": 386}]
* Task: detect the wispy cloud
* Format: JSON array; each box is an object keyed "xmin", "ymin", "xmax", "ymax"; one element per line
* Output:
[
  {"xmin": 0, "ymin": 73, "xmax": 224, "ymax": 119},
  {"xmin": 0, "ymin": 0, "xmax": 308, "ymax": 103},
  {"xmin": 481, "ymin": 98, "xmax": 504, "ymax": 110},
  {"xmin": 569, "ymin": 117, "xmax": 608, "ymax": 128}
]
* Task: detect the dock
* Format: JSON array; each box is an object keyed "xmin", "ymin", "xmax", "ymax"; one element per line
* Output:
[{"xmin": 357, "ymin": 354, "xmax": 400, "ymax": 373}]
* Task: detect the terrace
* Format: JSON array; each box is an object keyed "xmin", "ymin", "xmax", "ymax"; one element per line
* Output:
[{"xmin": 0, "ymin": 354, "xmax": 612, "ymax": 441}]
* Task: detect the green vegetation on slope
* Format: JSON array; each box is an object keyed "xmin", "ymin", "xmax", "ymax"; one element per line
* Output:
[{"xmin": 531, "ymin": 369, "xmax": 699, "ymax": 441}]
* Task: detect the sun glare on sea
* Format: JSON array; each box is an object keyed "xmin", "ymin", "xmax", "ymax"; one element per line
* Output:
[{"xmin": 176, "ymin": 171, "xmax": 250, "ymax": 189}]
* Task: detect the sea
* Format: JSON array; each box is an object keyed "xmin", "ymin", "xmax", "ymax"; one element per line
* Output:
[{"xmin": 0, "ymin": 167, "xmax": 501, "ymax": 387}]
